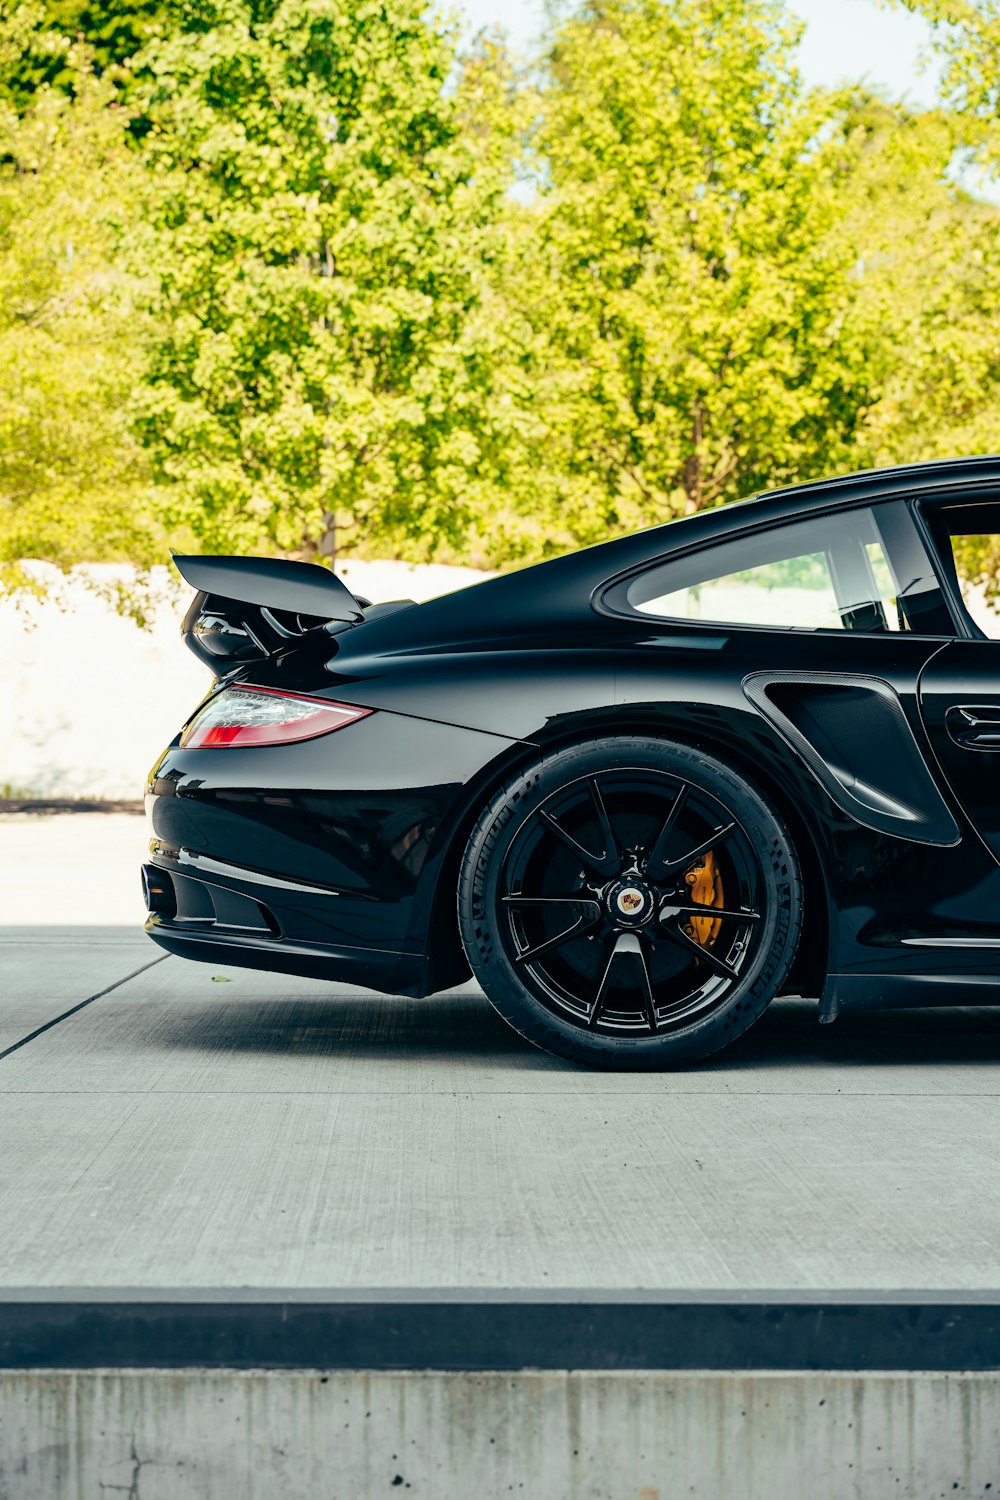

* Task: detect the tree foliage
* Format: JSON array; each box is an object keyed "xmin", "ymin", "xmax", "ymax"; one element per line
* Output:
[
  {"xmin": 4, "ymin": 0, "xmax": 1000, "ymax": 601},
  {"xmin": 126, "ymin": 0, "xmax": 518, "ymax": 563},
  {"xmin": 0, "ymin": 51, "xmax": 161, "ymax": 610},
  {"xmin": 895, "ymin": 1, "xmax": 1000, "ymax": 150},
  {"xmin": 889, "ymin": 1, "xmax": 1000, "ymax": 595},
  {"xmin": 500, "ymin": 0, "xmax": 880, "ymax": 544},
  {"xmin": 0, "ymin": 0, "xmax": 177, "ymax": 111}
]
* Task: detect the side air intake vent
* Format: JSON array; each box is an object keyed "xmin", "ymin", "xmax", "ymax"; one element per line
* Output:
[{"xmin": 743, "ymin": 672, "xmax": 961, "ymax": 847}]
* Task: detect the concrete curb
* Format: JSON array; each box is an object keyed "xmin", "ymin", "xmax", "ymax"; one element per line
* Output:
[{"xmin": 3, "ymin": 1289, "xmax": 1000, "ymax": 1371}]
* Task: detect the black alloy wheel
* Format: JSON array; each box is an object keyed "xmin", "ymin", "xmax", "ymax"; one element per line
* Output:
[{"xmin": 458, "ymin": 736, "xmax": 803, "ymax": 1069}]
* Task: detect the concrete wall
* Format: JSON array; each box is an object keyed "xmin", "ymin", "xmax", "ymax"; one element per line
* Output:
[{"xmin": 2, "ymin": 1368, "xmax": 998, "ymax": 1499}]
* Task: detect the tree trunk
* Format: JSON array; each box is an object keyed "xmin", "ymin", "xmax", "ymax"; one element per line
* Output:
[
  {"xmin": 683, "ymin": 405, "xmax": 705, "ymax": 513},
  {"xmin": 319, "ymin": 510, "xmax": 336, "ymax": 564}
]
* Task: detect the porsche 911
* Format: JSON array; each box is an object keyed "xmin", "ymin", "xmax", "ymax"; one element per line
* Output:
[{"xmin": 142, "ymin": 457, "xmax": 1000, "ymax": 1068}]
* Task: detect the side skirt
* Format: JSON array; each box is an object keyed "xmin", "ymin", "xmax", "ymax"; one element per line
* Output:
[{"xmin": 821, "ymin": 971, "xmax": 1000, "ymax": 1023}]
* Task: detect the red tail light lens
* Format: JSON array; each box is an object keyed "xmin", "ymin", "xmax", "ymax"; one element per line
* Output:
[{"xmin": 180, "ymin": 684, "xmax": 371, "ymax": 749}]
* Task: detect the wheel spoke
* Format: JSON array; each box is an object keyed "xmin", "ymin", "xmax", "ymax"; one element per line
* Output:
[
  {"xmin": 587, "ymin": 931, "xmax": 657, "ymax": 1031},
  {"xmin": 503, "ymin": 895, "xmax": 602, "ymax": 917},
  {"xmin": 589, "ymin": 932, "xmax": 627, "ymax": 1029},
  {"xmin": 587, "ymin": 778, "xmax": 622, "ymax": 874},
  {"xmin": 645, "ymin": 782, "xmax": 689, "ymax": 878},
  {"xmin": 632, "ymin": 935, "xmax": 658, "ymax": 1033},
  {"xmin": 538, "ymin": 780, "xmax": 621, "ymax": 878},
  {"xmin": 654, "ymin": 822, "xmax": 737, "ymax": 878},
  {"xmin": 659, "ymin": 919, "xmax": 741, "ymax": 980},
  {"xmin": 658, "ymin": 901, "xmax": 761, "ymax": 925},
  {"xmin": 513, "ymin": 912, "xmax": 601, "ymax": 965}
]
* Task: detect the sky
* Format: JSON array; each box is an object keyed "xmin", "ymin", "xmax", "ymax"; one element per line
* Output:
[{"xmin": 454, "ymin": 0, "xmax": 942, "ymax": 107}]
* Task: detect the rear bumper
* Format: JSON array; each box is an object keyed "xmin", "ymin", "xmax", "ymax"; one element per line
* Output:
[
  {"xmin": 144, "ymin": 909, "xmax": 428, "ymax": 995},
  {"xmin": 141, "ymin": 707, "xmax": 522, "ymax": 996},
  {"xmin": 141, "ymin": 848, "xmax": 435, "ymax": 995}
]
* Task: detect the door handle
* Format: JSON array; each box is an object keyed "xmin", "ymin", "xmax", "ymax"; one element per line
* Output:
[{"xmin": 946, "ymin": 705, "xmax": 1000, "ymax": 749}]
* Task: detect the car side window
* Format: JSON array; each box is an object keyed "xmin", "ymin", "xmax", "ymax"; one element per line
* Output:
[
  {"xmin": 931, "ymin": 506, "xmax": 1000, "ymax": 640},
  {"xmin": 623, "ymin": 509, "xmax": 910, "ymax": 633}
]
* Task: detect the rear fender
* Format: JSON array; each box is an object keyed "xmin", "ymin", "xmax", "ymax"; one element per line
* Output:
[{"xmin": 413, "ymin": 694, "xmax": 839, "ymax": 998}]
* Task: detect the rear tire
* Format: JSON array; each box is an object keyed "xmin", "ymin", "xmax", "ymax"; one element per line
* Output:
[{"xmin": 457, "ymin": 736, "xmax": 802, "ymax": 1069}]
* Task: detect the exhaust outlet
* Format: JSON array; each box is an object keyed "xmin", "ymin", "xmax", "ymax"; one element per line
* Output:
[{"xmin": 141, "ymin": 865, "xmax": 176, "ymax": 918}]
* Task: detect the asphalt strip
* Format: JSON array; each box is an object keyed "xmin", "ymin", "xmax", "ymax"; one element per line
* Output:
[{"xmin": 0, "ymin": 955, "xmax": 168, "ymax": 1062}]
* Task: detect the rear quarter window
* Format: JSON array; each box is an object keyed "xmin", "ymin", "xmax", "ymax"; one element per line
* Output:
[{"xmin": 613, "ymin": 510, "xmax": 910, "ymax": 634}]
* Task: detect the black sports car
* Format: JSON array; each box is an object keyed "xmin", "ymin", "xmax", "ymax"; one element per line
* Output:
[{"xmin": 143, "ymin": 457, "xmax": 1000, "ymax": 1068}]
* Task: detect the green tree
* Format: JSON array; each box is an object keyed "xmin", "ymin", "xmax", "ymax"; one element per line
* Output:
[
  {"xmin": 497, "ymin": 0, "xmax": 863, "ymax": 540},
  {"xmin": 824, "ymin": 97, "xmax": 1000, "ymax": 469},
  {"xmin": 885, "ymin": 2, "xmax": 1000, "ymax": 600},
  {"xmin": 893, "ymin": 1, "xmax": 1000, "ymax": 152},
  {"xmin": 485, "ymin": 0, "xmax": 1000, "ymax": 558},
  {"xmin": 8, "ymin": 0, "xmax": 1000, "ymax": 603},
  {"xmin": 127, "ymin": 0, "xmax": 517, "ymax": 565},
  {"xmin": 0, "ymin": 53, "xmax": 161, "ymax": 611},
  {"xmin": 0, "ymin": 0, "xmax": 178, "ymax": 111},
  {"xmin": 495, "ymin": 0, "xmax": 903, "ymax": 546}
]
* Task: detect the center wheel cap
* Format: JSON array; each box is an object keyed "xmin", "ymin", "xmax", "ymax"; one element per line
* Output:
[{"xmin": 607, "ymin": 878, "xmax": 654, "ymax": 927}]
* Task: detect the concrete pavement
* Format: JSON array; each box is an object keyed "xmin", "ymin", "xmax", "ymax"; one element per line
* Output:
[{"xmin": 2, "ymin": 858, "xmax": 1000, "ymax": 1289}]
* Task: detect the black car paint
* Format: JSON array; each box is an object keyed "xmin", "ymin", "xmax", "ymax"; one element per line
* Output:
[{"xmin": 145, "ymin": 457, "xmax": 1000, "ymax": 1019}]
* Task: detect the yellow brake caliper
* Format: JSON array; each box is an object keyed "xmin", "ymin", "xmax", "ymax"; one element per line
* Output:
[{"xmin": 683, "ymin": 848, "xmax": 724, "ymax": 949}]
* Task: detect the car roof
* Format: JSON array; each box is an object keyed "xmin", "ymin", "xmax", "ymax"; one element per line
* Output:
[
  {"xmin": 671, "ymin": 453, "xmax": 1000, "ymax": 546},
  {"xmin": 755, "ymin": 454, "xmax": 1000, "ymax": 513}
]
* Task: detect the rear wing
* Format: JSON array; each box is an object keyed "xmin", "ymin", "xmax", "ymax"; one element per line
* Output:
[
  {"xmin": 173, "ymin": 552, "xmax": 371, "ymax": 676},
  {"xmin": 172, "ymin": 554, "xmax": 364, "ymax": 623}
]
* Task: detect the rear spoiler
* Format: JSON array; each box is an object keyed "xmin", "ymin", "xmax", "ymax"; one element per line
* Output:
[{"xmin": 172, "ymin": 553, "xmax": 365, "ymax": 623}]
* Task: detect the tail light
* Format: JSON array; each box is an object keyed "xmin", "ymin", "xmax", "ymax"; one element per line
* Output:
[{"xmin": 180, "ymin": 684, "xmax": 371, "ymax": 749}]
